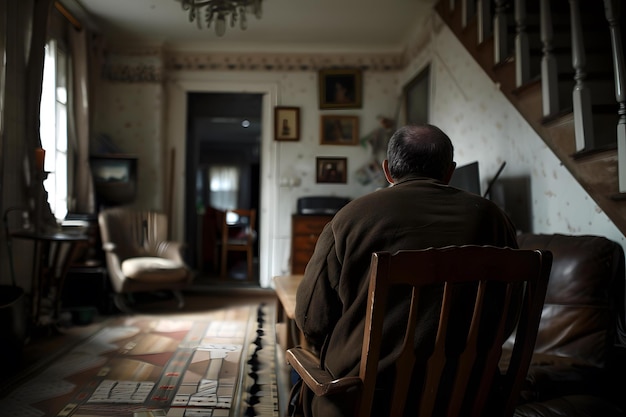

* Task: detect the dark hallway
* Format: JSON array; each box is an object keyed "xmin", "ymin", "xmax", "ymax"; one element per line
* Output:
[{"xmin": 184, "ymin": 92, "xmax": 263, "ymax": 286}]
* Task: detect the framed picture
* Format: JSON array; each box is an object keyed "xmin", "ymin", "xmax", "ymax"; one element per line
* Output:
[
  {"xmin": 274, "ymin": 106, "xmax": 300, "ymax": 141},
  {"xmin": 318, "ymin": 68, "xmax": 362, "ymax": 109},
  {"xmin": 404, "ymin": 64, "xmax": 430, "ymax": 124},
  {"xmin": 320, "ymin": 115, "xmax": 359, "ymax": 145},
  {"xmin": 316, "ymin": 157, "xmax": 347, "ymax": 184}
]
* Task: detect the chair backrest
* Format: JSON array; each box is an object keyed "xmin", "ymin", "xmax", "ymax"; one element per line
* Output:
[
  {"xmin": 357, "ymin": 246, "xmax": 552, "ymax": 417},
  {"xmin": 98, "ymin": 207, "xmax": 169, "ymax": 260},
  {"xmin": 221, "ymin": 208, "xmax": 256, "ymax": 247}
]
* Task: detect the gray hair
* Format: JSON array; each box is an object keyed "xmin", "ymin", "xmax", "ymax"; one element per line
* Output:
[{"xmin": 386, "ymin": 124, "xmax": 454, "ymax": 181}]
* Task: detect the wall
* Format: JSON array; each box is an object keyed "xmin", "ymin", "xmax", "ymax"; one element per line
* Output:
[
  {"xmin": 93, "ymin": 56, "xmax": 401, "ymax": 286},
  {"xmin": 92, "ymin": 83, "xmax": 164, "ymax": 210},
  {"xmin": 265, "ymin": 71, "xmax": 402, "ymax": 276},
  {"xmin": 90, "ymin": 15, "xmax": 625, "ymax": 288}
]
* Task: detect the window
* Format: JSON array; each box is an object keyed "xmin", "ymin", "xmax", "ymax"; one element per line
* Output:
[
  {"xmin": 208, "ymin": 165, "xmax": 240, "ymax": 210},
  {"xmin": 40, "ymin": 39, "xmax": 69, "ymax": 221}
]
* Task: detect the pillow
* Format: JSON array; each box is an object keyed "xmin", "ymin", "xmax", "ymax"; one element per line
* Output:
[{"xmin": 121, "ymin": 257, "xmax": 188, "ymax": 283}]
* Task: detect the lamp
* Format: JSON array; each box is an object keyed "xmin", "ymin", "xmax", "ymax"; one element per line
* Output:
[{"xmin": 179, "ymin": 0, "xmax": 263, "ymax": 37}]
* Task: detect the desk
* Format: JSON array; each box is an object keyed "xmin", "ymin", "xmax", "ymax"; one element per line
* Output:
[
  {"xmin": 273, "ymin": 274, "xmax": 304, "ymax": 349},
  {"xmin": 11, "ymin": 230, "xmax": 88, "ymax": 326}
]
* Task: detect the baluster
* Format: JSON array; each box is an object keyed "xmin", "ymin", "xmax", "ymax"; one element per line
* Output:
[
  {"xmin": 604, "ymin": 0, "xmax": 626, "ymax": 192},
  {"xmin": 570, "ymin": 0, "xmax": 595, "ymax": 151},
  {"xmin": 540, "ymin": 0, "xmax": 559, "ymax": 116},
  {"xmin": 494, "ymin": 0, "xmax": 509, "ymax": 64},
  {"xmin": 462, "ymin": 0, "xmax": 476, "ymax": 29},
  {"xmin": 515, "ymin": 0, "xmax": 530, "ymax": 86},
  {"xmin": 477, "ymin": 0, "xmax": 493, "ymax": 44},
  {"xmin": 450, "ymin": 0, "xmax": 456, "ymax": 13}
]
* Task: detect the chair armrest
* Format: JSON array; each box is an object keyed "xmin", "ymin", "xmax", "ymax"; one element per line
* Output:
[
  {"xmin": 102, "ymin": 242, "xmax": 130, "ymax": 262},
  {"xmin": 286, "ymin": 346, "xmax": 362, "ymax": 397}
]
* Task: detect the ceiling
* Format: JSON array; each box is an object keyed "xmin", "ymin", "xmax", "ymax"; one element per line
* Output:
[
  {"xmin": 59, "ymin": 0, "xmax": 438, "ymax": 144},
  {"xmin": 62, "ymin": 0, "xmax": 439, "ymax": 52}
]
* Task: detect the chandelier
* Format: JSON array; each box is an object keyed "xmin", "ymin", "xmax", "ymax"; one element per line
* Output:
[{"xmin": 179, "ymin": 0, "xmax": 263, "ymax": 37}]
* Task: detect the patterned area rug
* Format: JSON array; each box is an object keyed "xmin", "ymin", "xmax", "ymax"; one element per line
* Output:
[{"xmin": 0, "ymin": 303, "xmax": 279, "ymax": 417}]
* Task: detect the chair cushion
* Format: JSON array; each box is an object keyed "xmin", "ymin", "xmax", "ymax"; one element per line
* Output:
[{"xmin": 121, "ymin": 257, "xmax": 189, "ymax": 283}]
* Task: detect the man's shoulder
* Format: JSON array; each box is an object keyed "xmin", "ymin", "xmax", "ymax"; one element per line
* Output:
[{"xmin": 334, "ymin": 187, "xmax": 393, "ymax": 213}]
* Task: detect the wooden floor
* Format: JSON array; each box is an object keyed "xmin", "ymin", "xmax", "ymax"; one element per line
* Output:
[{"xmin": 0, "ymin": 284, "xmax": 292, "ymax": 415}]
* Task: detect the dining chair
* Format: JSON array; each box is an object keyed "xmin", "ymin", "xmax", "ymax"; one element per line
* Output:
[
  {"xmin": 220, "ymin": 208, "xmax": 257, "ymax": 281},
  {"xmin": 286, "ymin": 245, "xmax": 552, "ymax": 417}
]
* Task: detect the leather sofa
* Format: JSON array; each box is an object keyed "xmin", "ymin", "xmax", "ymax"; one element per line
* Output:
[{"xmin": 510, "ymin": 233, "xmax": 626, "ymax": 417}]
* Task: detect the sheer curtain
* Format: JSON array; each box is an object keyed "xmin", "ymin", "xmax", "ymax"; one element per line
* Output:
[
  {"xmin": 68, "ymin": 26, "xmax": 94, "ymax": 214},
  {"xmin": 39, "ymin": 6, "xmax": 94, "ymax": 219},
  {"xmin": 40, "ymin": 39, "xmax": 68, "ymax": 220},
  {"xmin": 27, "ymin": 0, "xmax": 58, "ymax": 230},
  {"xmin": 209, "ymin": 165, "xmax": 240, "ymax": 210}
]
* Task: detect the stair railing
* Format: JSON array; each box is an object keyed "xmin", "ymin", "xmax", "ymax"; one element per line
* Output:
[
  {"xmin": 477, "ymin": 0, "xmax": 493, "ymax": 44},
  {"xmin": 540, "ymin": 0, "xmax": 559, "ymax": 117},
  {"xmin": 604, "ymin": 0, "xmax": 626, "ymax": 193},
  {"xmin": 515, "ymin": 0, "xmax": 531, "ymax": 87},
  {"xmin": 494, "ymin": 0, "xmax": 510, "ymax": 65},
  {"xmin": 569, "ymin": 0, "xmax": 596, "ymax": 151}
]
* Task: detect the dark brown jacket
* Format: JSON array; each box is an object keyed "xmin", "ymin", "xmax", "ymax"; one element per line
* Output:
[{"xmin": 295, "ymin": 177, "xmax": 519, "ymax": 417}]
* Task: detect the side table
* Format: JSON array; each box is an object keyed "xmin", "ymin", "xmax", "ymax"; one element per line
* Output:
[
  {"xmin": 273, "ymin": 274, "xmax": 305, "ymax": 350},
  {"xmin": 11, "ymin": 230, "xmax": 88, "ymax": 327}
]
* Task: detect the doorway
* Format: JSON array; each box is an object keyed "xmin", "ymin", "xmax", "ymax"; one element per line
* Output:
[{"xmin": 184, "ymin": 92, "xmax": 263, "ymax": 283}]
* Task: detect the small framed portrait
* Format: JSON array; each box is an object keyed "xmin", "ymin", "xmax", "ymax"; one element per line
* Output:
[
  {"xmin": 316, "ymin": 157, "xmax": 347, "ymax": 184},
  {"xmin": 320, "ymin": 115, "xmax": 359, "ymax": 145},
  {"xmin": 318, "ymin": 68, "xmax": 362, "ymax": 109},
  {"xmin": 274, "ymin": 106, "xmax": 300, "ymax": 141}
]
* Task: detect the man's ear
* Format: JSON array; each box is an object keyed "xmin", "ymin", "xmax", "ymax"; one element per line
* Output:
[
  {"xmin": 442, "ymin": 162, "xmax": 457, "ymax": 184},
  {"xmin": 382, "ymin": 159, "xmax": 394, "ymax": 184}
]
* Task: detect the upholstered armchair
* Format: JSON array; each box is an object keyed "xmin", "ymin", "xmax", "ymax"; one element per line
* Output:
[{"xmin": 98, "ymin": 207, "xmax": 193, "ymax": 312}]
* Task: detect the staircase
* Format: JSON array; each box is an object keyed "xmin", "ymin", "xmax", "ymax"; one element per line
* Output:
[{"xmin": 435, "ymin": 0, "xmax": 626, "ymax": 237}]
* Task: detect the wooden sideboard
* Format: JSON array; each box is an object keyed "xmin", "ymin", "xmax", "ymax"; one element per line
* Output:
[{"xmin": 291, "ymin": 214, "xmax": 332, "ymax": 274}]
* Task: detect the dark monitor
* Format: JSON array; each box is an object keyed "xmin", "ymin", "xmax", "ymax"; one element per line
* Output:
[{"xmin": 449, "ymin": 161, "xmax": 480, "ymax": 195}]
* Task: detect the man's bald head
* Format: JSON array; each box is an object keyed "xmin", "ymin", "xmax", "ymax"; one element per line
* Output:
[{"xmin": 385, "ymin": 124, "xmax": 455, "ymax": 183}]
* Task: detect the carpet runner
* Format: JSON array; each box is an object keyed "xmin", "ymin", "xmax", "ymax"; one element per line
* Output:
[{"xmin": 0, "ymin": 303, "xmax": 278, "ymax": 417}]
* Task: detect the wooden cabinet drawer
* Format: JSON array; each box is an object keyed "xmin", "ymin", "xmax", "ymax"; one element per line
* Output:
[
  {"xmin": 292, "ymin": 249, "xmax": 316, "ymax": 265},
  {"xmin": 292, "ymin": 216, "xmax": 330, "ymax": 235},
  {"xmin": 291, "ymin": 215, "xmax": 333, "ymax": 274},
  {"xmin": 292, "ymin": 235, "xmax": 319, "ymax": 251},
  {"xmin": 292, "ymin": 261, "xmax": 309, "ymax": 275}
]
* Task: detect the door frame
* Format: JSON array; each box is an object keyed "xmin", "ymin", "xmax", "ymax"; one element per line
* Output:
[{"xmin": 166, "ymin": 72, "xmax": 279, "ymax": 288}]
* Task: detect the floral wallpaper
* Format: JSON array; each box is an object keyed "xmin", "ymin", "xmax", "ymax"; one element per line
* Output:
[{"xmin": 92, "ymin": 82, "xmax": 164, "ymax": 209}]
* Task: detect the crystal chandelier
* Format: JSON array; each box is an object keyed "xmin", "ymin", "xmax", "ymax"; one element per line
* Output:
[{"xmin": 179, "ymin": 0, "xmax": 263, "ymax": 37}]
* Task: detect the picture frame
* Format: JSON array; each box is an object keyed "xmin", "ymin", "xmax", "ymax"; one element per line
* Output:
[
  {"xmin": 404, "ymin": 64, "xmax": 431, "ymax": 124},
  {"xmin": 316, "ymin": 157, "xmax": 347, "ymax": 184},
  {"xmin": 318, "ymin": 68, "xmax": 362, "ymax": 109},
  {"xmin": 320, "ymin": 115, "xmax": 359, "ymax": 145},
  {"xmin": 274, "ymin": 106, "xmax": 300, "ymax": 141}
]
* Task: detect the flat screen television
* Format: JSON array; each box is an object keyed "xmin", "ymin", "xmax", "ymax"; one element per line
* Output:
[{"xmin": 449, "ymin": 161, "xmax": 480, "ymax": 195}]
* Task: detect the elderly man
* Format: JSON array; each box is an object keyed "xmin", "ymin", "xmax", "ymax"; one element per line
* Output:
[{"xmin": 295, "ymin": 124, "xmax": 519, "ymax": 417}]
